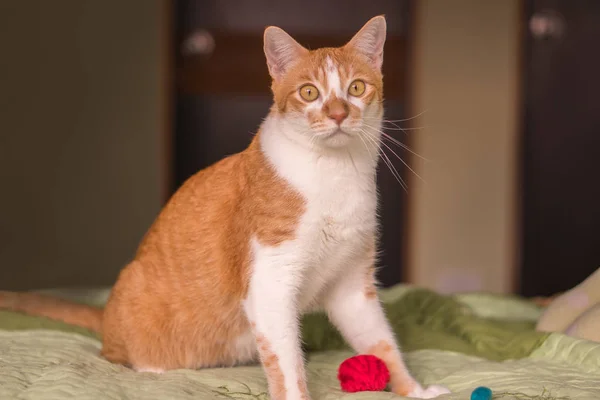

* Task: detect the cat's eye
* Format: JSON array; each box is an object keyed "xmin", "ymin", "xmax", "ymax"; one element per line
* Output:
[
  {"xmin": 299, "ymin": 84, "xmax": 319, "ymax": 102},
  {"xmin": 348, "ymin": 80, "xmax": 366, "ymax": 97}
]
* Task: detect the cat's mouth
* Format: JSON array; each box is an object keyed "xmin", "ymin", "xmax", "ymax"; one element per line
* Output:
[
  {"xmin": 316, "ymin": 127, "xmax": 353, "ymax": 148},
  {"xmin": 323, "ymin": 128, "xmax": 350, "ymax": 139}
]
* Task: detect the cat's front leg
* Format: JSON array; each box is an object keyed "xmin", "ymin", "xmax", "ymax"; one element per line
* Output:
[
  {"xmin": 244, "ymin": 254, "xmax": 309, "ymax": 400},
  {"xmin": 323, "ymin": 261, "xmax": 450, "ymax": 399}
]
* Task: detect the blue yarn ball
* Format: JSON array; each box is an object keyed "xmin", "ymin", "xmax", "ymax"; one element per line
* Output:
[{"xmin": 471, "ymin": 386, "xmax": 492, "ymax": 400}]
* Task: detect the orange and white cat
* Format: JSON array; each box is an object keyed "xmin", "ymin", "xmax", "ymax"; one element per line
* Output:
[{"xmin": 0, "ymin": 16, "xmax": 449, "ymax": 400}]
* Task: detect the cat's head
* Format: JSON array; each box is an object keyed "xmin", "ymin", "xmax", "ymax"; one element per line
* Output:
[{"xmin": 264, "ymin": 16, "xmax": 386, "ymax": 149}]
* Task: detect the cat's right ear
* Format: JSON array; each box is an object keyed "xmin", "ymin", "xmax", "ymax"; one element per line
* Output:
[{"xmin": 263, "ymin": 26, "xmax": 307, "ymax": 81}]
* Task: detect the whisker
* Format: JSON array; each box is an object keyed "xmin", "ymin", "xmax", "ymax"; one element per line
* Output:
[
  {"xmin": 379, "ymin": 147, "xmax": 408, "ymax": 191},
  {"xmin": 361, "ymin": 118, "xmax": 426, "ymax": 134},
  {"xmin": 365, "ymin": 119, "xmax": 405, "ymax": 132},
  {"xmin": 381, "ymin": 125, "xmax": 426, "ymax": 132},
  {"xmin": 362, "ymin": 128, "xmax": 424, "ymax": 183},
  {"xmin": 362, "ymin": 110, "xmax": 428, "ymax": 123},
  {"xmin": 361, "ymin": 130, "xmax": 384, "ymax": 156},
  {"xmin": 377, "ymin": 137, "xmax": 426, "ymax": 184},
  {"xmin": 359, "ymin": 129, "xmax": 407, "ymax": 191},
  {"xmin": 362, "ymin": 125, "xmax": 430, "ymax": 162},
  {"xmin": 356, "ymin": 131, "xmax": 377, "ymax": 163},
  {"xmin": 381, "ymin": 133, "xmax": 430, "ymax": 162}
]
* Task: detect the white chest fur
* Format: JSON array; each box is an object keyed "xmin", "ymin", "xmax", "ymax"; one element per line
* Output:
[{"xmin": 254, "ymin": 117, "xmax": 380, "ymax": 310}]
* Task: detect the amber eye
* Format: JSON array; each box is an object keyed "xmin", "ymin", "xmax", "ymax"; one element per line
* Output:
[
  {"xmin": 348, "ymin": 80, "xmax": 366, "ymax": 97},
  {"xmin": 299, "ymin": 84, "xmax": 319, "ymax": 102}
]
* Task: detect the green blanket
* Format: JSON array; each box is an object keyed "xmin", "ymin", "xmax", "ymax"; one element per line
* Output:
[{"xmin": 1, "ymin": 285, "xmax": 599, "ymax": 399}]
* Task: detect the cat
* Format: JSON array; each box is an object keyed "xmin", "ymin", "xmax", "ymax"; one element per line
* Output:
[{"xmin": 0, "ymin": 16, "xmax": 449, "ymax": 400}]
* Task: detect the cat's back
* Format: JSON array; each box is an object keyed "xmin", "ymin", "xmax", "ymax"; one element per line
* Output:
[
  {"xmin": 133, "ymin": 148, "xmax": 246, "ymax": 266},
  {"xmin": 132, "ymin": 134, "xmax": 305, "ymax": 280}
]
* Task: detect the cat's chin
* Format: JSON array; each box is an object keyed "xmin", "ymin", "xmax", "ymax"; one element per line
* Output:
[{"xmin": 316, "ymin": 128, "xmax": 353, "ymax": 148}]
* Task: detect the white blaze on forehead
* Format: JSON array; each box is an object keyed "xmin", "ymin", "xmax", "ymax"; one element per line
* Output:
[{"xmin": 325, "ymin": 57, "xmax": 344, "ymax": 98}]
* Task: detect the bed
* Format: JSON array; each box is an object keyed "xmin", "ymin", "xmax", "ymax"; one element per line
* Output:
[{"xmin": 1, "ymin": 285, "xmax": 598, "ymax": 399}]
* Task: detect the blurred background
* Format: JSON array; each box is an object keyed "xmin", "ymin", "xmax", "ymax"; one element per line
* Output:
[{"xmin": 1, "ymin": 0, "xmax": 598, "ymax": 298}]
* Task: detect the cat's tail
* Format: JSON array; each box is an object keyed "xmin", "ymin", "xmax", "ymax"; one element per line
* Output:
[{"xmin": 0, "ymin": 291, "xmax": 103, "ymax": 333}]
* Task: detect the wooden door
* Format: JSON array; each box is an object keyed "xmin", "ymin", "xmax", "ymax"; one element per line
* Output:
[
  {"xmin": 520, "ymin": 0, "xmax": 600, "ymax": 296},
  {"xmin": 173, "ymin": 0, "xmax": 413, "ymax": 286}
]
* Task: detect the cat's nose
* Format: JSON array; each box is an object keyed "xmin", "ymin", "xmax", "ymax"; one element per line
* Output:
[
  {"xmin": 328, "ymin": 110, "xmax": 348, "ymax": 125},
  {"xmin": 324, "ymin": 98, "xmax": 349, "ymax": 125}
]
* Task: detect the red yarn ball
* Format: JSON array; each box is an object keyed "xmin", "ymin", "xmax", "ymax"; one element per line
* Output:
[{"xmin": 338, "ymin": 355, "xmax": 390, "ymax": 393}]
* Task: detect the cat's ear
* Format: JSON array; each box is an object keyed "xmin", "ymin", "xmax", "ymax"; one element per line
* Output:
[
  {"xmin": 264, "ymin": 26, "xmax": 308, "ymax": 81},
  {"xmin": 346, "ymin": 15, "xmax": 387, "ymax": 70}
]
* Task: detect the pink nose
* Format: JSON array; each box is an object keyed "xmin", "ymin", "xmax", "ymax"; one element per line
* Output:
[{"xmin": 328, "ymin": 110, "xmax": 348, "ymax": 125}]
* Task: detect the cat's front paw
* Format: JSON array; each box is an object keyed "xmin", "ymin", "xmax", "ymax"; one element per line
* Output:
[{"xmin": 407, "ymin": 384, "xmax": 450, "ymax": 399}]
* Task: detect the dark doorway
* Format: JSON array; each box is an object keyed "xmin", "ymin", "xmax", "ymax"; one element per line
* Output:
[
  {"xmin": 172, "ymin": 0, "xmax": 413, "ymax": 287},
  {"xmin": 520, "ymin": 0, "xmax": 600, "ymax": 296}
]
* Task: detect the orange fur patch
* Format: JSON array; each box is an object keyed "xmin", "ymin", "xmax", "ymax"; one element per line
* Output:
[
  {"xmin": 296, "ymin": 362, "xmax": 310, "ymax": 400},
  {"xmin": 363, "ymin": 242, "xmax": 378, "ymax": 299},
  {"xmin": 366, "ymin": 340, "xmax": 416, "ymax": 396},
  {"xmin": 256, "ymin": 333, "xmax": 287, "ymax": 400},
  {"xmin": 364, "ymin": 265, "xmax": 378, "ymax": 300}
]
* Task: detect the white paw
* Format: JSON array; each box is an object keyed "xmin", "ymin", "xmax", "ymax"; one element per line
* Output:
[{"xmin": 407, "ymin": 384, "xmax": 451, "ymax": 399}]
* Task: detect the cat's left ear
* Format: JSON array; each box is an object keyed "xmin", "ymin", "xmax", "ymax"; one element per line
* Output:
[
  {"xmin": 346, "ymin": 15, "xmax": 387, "ymax": 70},
  {"xmin": 264, "ymin": 26, "xmax": 308, "ymax": 81}
]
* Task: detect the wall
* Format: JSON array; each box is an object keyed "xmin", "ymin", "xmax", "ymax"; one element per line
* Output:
[
  {"xmin": 0, "ymin": 1, "xmax": 167, "ymax": 289},
  {"xmin": 407, "ymin": 0, "xmax": 521, "ymax": 293}
]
